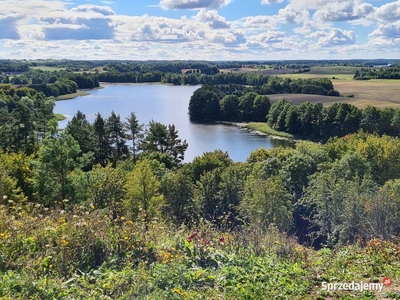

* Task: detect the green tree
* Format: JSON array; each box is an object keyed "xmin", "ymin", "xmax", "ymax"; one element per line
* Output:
[
  {"xmin": 361, "ymin": 106, "xmax": 381, "ymax": 133},
  {"xmin": 12, "ymin": 97, "xmax": 37, "ymax": 154},
  {"xmin": 252, "ymin": 95, "xmax": 271, "ymax": 122},
  {"xmin": 65, "ymin": 111, "xmax": 95, "ymax": 154},
  {"xmin": 33, "ymin": 94, "xmax": 55, "ymax": 137},
  {"xmin": 240, "ymin": 176, "xmax": 293, "ymax": 232},
  {"xmin": 161, "ymin": 169, "xmax": 195, "ymax": 224},
  {"xmin": 188, "ymin": 86, "xmax": 220, "ymax": 120},
  {"xmin": 123, "ymin": 159, "xmax": 164, "ymax": 224},
  {"xmin": 267, "ymin": 98, "xmax": 290, "ymax": 128},
  {"xmin": 89, "ymin": 164, "xmax": 126, "ymax": 211},
  {"xmin": 220, "ymin": 94, "xmax": 239, "ymax": 121},
  {"xmin": 0, "ymin": 151, "xmax": 26, "ymax": 203},
  {"xmin": 189, "ymin": 150, "xmax": 233, "ymax": 182},
  {"xmin": 106, "ymin": 111, "xmax": 128, "ymax": 166},
  {"xmin": 33, "ymin": 132, "xmax": 90, "ymax": 205},
  {"xmin": 93, "ymin": 113, "xmax": 111, "ymax": 166},
  {"xmin": 125, "ymin": 112, "xmax": 144, "ymax": 162},
  {"xmin": 239, "ymin": 92, "xmax": 258, "ymax": 121},
  {"xmin": 301, "ymin": 172, "xmax": 376, "ymax": 247},
  {"xmin": 366, "ymin": 179, "xmax": 400, "ymax": 240},
  {"xmin": 141, "ymin": 121, "xmax": 188, "ymax": 166},
  {"xmin": 194, "ymin": 169, "xmax": 222, "ymax": 221}
]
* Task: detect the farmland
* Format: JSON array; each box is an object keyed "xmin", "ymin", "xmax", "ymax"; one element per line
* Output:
[{"xmin": 269, "ymin": 66, "xmax": 400, "ymax": 109}]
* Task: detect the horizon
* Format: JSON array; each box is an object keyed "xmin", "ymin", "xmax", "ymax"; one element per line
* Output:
[{"xmin": 0, "ymin": 0, "xmax": 399, "ymax": 61}]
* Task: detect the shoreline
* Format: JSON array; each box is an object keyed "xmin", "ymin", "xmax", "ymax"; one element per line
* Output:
[
  {"xmin": 217, "ymin": 121, "xmax": 297, "ymax": 142},
  {"xmin": 55, "ymin": 86, "xmax": 104, "ymax": 101}
]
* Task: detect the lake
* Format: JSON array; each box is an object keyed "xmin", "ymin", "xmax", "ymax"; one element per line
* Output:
[{"xmin": 55, "ymin": 84, "xmax": 292, "ymax": 162}]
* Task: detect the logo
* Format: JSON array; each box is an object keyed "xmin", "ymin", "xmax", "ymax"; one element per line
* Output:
[{"xmin": 383, "ymin": 277, "xmax": 392, "ymax": 287}]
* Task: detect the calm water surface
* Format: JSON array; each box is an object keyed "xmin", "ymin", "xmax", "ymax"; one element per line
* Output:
[{"xmin": 55, "ymin": 84, "xmax": 292, "ymax": 162}]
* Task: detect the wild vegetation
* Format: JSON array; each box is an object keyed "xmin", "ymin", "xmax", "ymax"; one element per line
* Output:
[{"xmin": 2, "ymin": 59, "xmax": 400, "ymax": 299}]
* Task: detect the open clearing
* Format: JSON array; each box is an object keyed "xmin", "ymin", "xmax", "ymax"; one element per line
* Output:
[
  {"xmin": 268, "ymin": 78, "xmax": 400, "ymax": 109},
  {"xmin": 30, "ymin": 66, "xmax": 66, "ymax": 71}
]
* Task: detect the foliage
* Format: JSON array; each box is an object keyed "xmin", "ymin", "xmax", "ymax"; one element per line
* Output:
[
  {"xmin": 123, "ymin": 159, "xmax": 164, "ymax": 224},
  {"xmin": 32, "ymin": 132, "xmax": 92, "ymax": 205},
  {"xmin": 241, "ymin": 176, "xmax": 293, "ymax": 232}
]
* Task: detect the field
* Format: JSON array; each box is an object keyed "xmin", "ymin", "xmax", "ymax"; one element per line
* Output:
[
  {"xmin": 270, "ymin": 66, "xmax": 400, "ymax": 109},
  {"xmin": 30, "ymin": 66, "xmax": 66, "ymax": 72}
]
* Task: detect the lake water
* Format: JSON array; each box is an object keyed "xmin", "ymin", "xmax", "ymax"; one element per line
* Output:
[{"xmin": 55, "ymin": 84, "xmax": 292, "ymax": 162}]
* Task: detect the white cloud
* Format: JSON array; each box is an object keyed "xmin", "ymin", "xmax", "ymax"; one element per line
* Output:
[
  {"xmin": 277, "ymin": 4, "xmax": 309, "ymax": 23},
  {"xmin": 71, "ymin": 5, "xmax": 116, "ymax": 16},
  {"xmin": 242, "ymin": 15, "xmax": 277, "ymax": 29},
  {"xmin": 375, "ymin": 0, "xmax": 400, "ymax": 22},
  {"xmin": 318, "ymin": 28, "xmax": 356, "ymax": 47},
  {"xmin": 261, "ymin": 0, "xmax": 284, "ymax": 4},
  {"xmin": 369, "ymin": 22, "xmax": 400, "ymax": 38},
  {"xmin": 126, "ymin": 16, "xmax": 206, "ymax": 43},
  {"xmin": 39, "ymin": 5, "xmax": 116, "ymax": 40},
  {"xmin": 160, "ymin": 0, "xmax": 232, "ymax": 10},
  {"xmin": 247, "ymin": 31, "xmax": 285, "ymax": 49},
  {"xmin": 195, "ymin": 9, "xmax": 230, "ymax": 29},
  {"xmin": 210, "ymin": 30, "xmax": 246, "ymax": 46},
  {"xmin": 313, "ymin": 1, "xmax": 374, "ymax": 22}
]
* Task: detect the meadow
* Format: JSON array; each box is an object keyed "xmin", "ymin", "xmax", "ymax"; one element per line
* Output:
[{"xmin": 1, "ymin": 204, "xmax": 400, "ymax": 299}]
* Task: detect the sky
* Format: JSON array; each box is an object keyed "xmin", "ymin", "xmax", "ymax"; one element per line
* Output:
[{"xmin": 0, "ymin": 0, "xmax": 399, "ymax": 61}]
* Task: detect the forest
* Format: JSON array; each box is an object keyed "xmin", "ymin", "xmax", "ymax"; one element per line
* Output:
[{"xmin": 1, "ymin": 60, "xmax": 400, "ymax": 299}]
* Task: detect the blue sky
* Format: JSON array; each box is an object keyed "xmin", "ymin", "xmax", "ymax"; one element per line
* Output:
[{"xmin": 0, "ymin": 0, "xmax": 399, "ymax": 60}]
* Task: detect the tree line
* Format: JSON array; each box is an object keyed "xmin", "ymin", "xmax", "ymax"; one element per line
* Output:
[
  {"xmin": 267, "ymin": 99, "xmax": 400, "ymax": 141},
  {"xmin": 0, "ymin": 69, "xmax": 99, "ymax": 98},
  {"xmin": 354, "ymin": 65, "xmax": 400, "ymax": 80}
]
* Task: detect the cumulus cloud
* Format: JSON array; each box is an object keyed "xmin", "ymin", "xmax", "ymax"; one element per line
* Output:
[
  {"xmin": 242, "ymin": 15, "xmax": 277, "ymax": 29},
  {"xmin": 71, "ymin": 4, "xmax": 116, "ymax": 16},
  {"xmin": 0, "ymin": 13, "xmax": 23, "ymax": 39},
  {"xmin": 195, "ymin": 9, "xmax": 230, "ymax": 29},
  {"xmin": 313, "ymin": 1, "xmax": 374, "ymax": 22},
  {"xmin": 209, "ymin": 30, "xmax": 246, "ymax": 46},
  {"xmin": 160, "ymin": 0, "xmax": 232, "ymax": 10},
  {"xmin": 318, "ymin": 28, "xmax": 356, "ymax": 46},
  {"xmin": 277, "ymin": 4, "xmax": 309, "ymax": 23},
  {"xmin": 261, "ymin": 0, "xmax": 284, "ymax": 4},
  {"xmin": 289, "ymin": 0, "xmax": 328, "ymax": 10},
  {"xmin": 40, "ymin": 5, "xmax": 116, "ymax": 40},
  {"xmin": 368, "ymin": 37, "xmax": 396, "ymax": 47},
  {"xmin": 129, "ymin": 17, "xmax": 206, "ymax": 43},
  {"xmin": 369, "ymin": 23, "xmax": 400, "ymax": 38},
  {"xmin": 375, "ymin": 1, "xmax": 400, "ymax": 22},
  {"xmin": 247, "ymin": 31, "xmax": 285, "ymax": 49}
]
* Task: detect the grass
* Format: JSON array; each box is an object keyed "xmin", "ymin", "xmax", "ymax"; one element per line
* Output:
[
  {"xmin": 30, "ymin": 66, "xmax": 66, "ymax": 72},
  {"xmin": 53, "ymin": 113, "xmax": 67, "ymax": 121},
  {"xmin": 0, "ymin": 203, "xmax": 399, "ymax": 299},
  {"xmin": 246, "ymin": 122, "xmax": 295, "ymax": 139},
  {"xmin": 277, "ymin": 73, "xmax": 355, "ymax": 80},
  {"xmin": 55, "ymin": 90, "xmax": 90, "ymax": 100}
]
